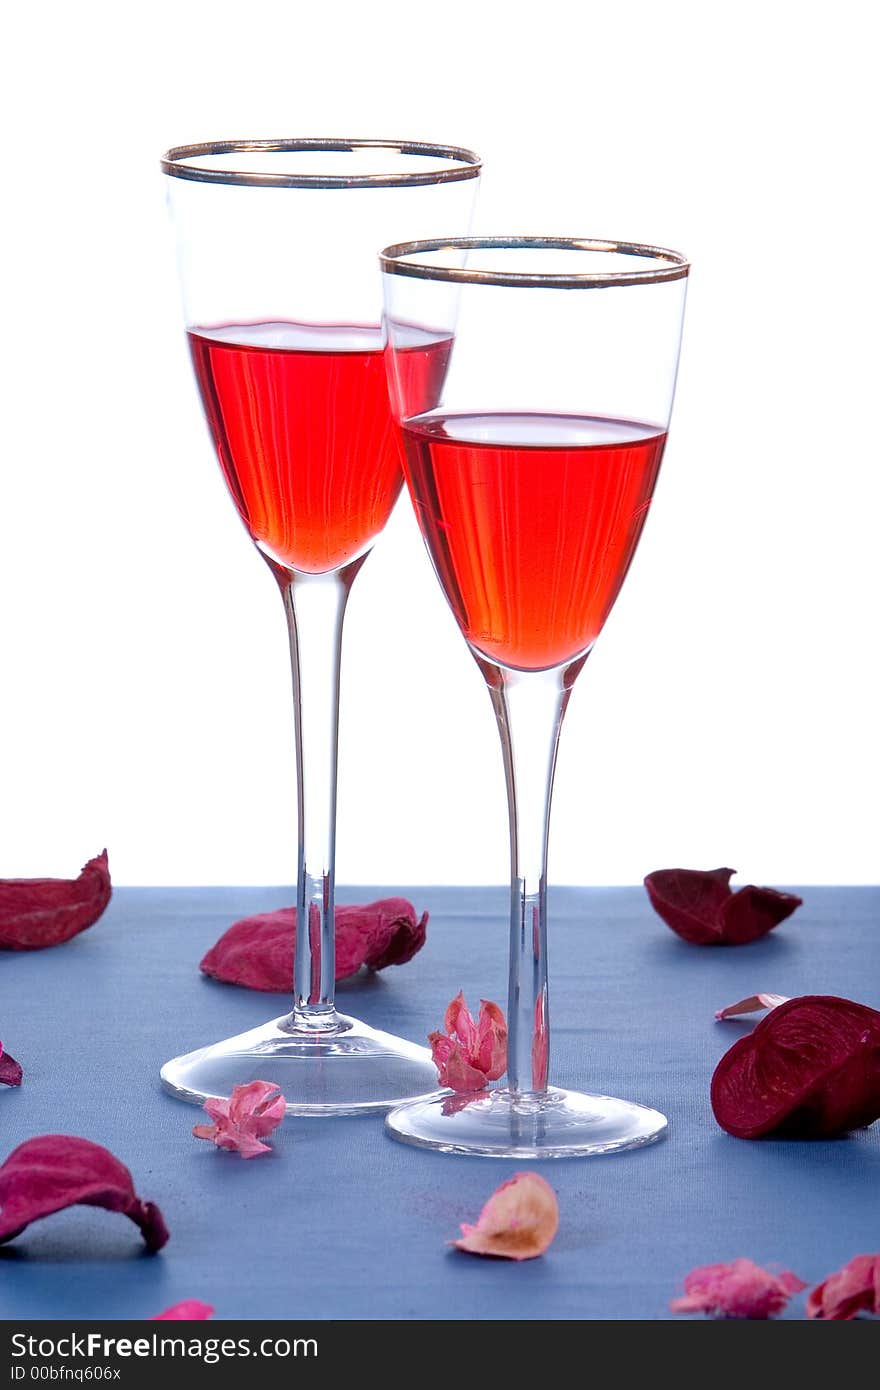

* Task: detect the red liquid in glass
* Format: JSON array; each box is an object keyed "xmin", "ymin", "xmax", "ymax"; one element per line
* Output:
[
  {"xmin": 401, "ymin": 412, "xmax": 667, "ymax": 671},
  {"xmin": 189, "ymin": 322, "xmax": 448, "ymax": 574}
]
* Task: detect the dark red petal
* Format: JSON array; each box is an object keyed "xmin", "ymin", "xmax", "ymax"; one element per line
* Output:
[
  {"xmin": 0, "ymin": 1135, "xmax": 169, "ymax": 1251},
  {"xmin": 199, "ymin": 898, "xmax": 428, "ymax": 991},
  {"xmin": 362, "ymin": 902, "xmax": 428, "ymax": 971},
  {"xmin": 0, "ymin": 1050, "xmax": 22, "ymax": 1087},
  {"xmin": 0, "ymin": 852, "xmax": 112, "ymax": 951},
  {"xmin": 711, "ymin": 995, "xmax": 880, "ymax": 1138},
  {"xmin": 644, "ymin": 867, "xmax": 801, "ymax": 945}
]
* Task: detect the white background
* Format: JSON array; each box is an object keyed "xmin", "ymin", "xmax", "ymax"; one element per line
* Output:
[{"xmin": 1, "ymin": 1, "xmax": 877, "ymax": 888}]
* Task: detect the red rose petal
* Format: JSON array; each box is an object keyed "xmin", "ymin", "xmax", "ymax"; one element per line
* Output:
[
  {"xmin": 0, "ymin": 851, "xmax": 112, "ymax": 951},
  {"xmin": 711, "ymin": 995, "xmax": 880, "ymax": 1138},
  {"xmin": 670, "ymin": 1258, "xmax": 807, "ymax": 1318},
  {"xmin": 199, "ymin": 898, "xmax": 428, "ymax": 992},
  {"xmin": 644, "ymin": 867, "xmax": 802, "ymax": 945},
  {"xmin": 0, "ymin": 1044, "xmax": 22, "ymax": 1087},
  {"xmin": 0, "ymin": 1135, "xmax": 169, "ymax": 1251}
]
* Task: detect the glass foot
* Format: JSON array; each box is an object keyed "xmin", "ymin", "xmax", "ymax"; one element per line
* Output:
[
  {"xmin": 385, "ymin": 1086, "xmax": 668, "ymax": 1158},
  {"xmin": 160, "ymin": 1012, "xmax": 441, "ymax": 1116}
]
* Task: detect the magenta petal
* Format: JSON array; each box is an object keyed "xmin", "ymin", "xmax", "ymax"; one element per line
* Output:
[
  {"xmin": 0, "ymin": 1045, "xmax": 23, "ymax": 1087},
  {"xmin": 199, "ymin": 898, "xmax": 428, "ymax": 991},
  {"xmin": 0, "ymin": 1135, "xmax": 168, "ymax": 1252},
  {"xmin": 429, "ymin": 993, "xmax": 508, "ymax": 1091},
  {"xmin": 807, "ymin": 1253, "xmax": 880, "ymax": 1319},
  {"xmin": 192, "ymin": 1080, "xmax": 285, "ymax": 1158},
  {"xmin": 670, "ymin": 1258, "xmax": 806, "ymax": 1318},
  {"xmin": 0, "ymin": 852, "xmax": 112, "ymax": 951},
  {"xmin": 645, "ymin": 867, "xmax": 802, "ymax": 946},
  {"xmin": 151, "ymin": 1300, "xmax": 214, "ymax": 1320}
]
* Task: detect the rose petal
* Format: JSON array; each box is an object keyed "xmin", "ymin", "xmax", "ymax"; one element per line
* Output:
[
  {"xmin": 715, "ymin": 993, "xmax": 790, "ymax": 1021},
  {"xmin": 0, "ymin": 1135, "xmax": 168, "ymax": 1252},
  {"xmin": 199, "ymin": 898, "xmax": 428, "ymax": 991},
  {"xmin": 711, "ymin": 995, "xmax": 880, "ymax": 1138},
  {"xmin": 644, "ymin": 867, "xmax": 802, "ymax": 945},
  {"xmin": 670, "ymin": 1258, "xmax": 807, "ymax": 1318},
  {"xmin": 151, "ymin": 1300, "xmax": 214, "ymax": 1320},
  {"xmin": 807, "ymin": 1254, "xmax": 880, "ymax": 1320},
  {"xmin": 192, "ymin": 1080, "xmax": 285, "ymax": 1158},
  {"xmin": 429, "ymin": 993, "xmax": 508, "ymax": 1091},
  {"xmin": 475, "ymin": 999, "xmax": 508, "ymax": 1080},
  {"xmin": 452, "ymin": 1173, "xmax": 559, "ymax": 1261},
  {"xmin": 0, "ymin": 852, "xmax": 112, "ymax": 951},
  {"xmin": 0, "ymin": 1043, "xmax": 23, "ymax": 1087}
]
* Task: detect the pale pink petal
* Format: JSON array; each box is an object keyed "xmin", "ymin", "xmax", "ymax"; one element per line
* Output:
[
  {"xmin": 670, "ymin": 1258, "xmax": 806, "ymax": 1318},
  {"xmin": 715, "ymin": 992, "xmax": 790, "ymax": 1021},
  {"xmin": 807, "ymin": 1253, "xmax": 880, "ymax": 1319},
  {"xmin": 531, "ymin": 990, "xmax": 548, "ymax": 1090},
  {"xmin": 151, "ymin": 1300, "xmax": 214, "ymax": 1320},
  {"xmin": 452, "ymin": 1172, "xmax": 559, "ymax": 1261}
]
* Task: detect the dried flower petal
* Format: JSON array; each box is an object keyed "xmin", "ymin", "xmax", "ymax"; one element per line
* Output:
[
  {"xmin": 429, "ymin": 992, "xmax": 507, "ymax": 1091},
  {"xmin": 0, "ymin": 1042, "xmax": 22, "ymax": 1087},
  {"xmin": 453, "ymin": 1173, "xmax": 559, "ymax": 1261},
  {"xmin": 200, "ymin": 898, "xmax": 428, "ymax": 992},
  {"xmin": 644, "ymin": 867, "xmax": 802, "ymax": 945},
  {"xmin": 192, "ymin": 1080, "xmax": 285, "ymax": 1158},
  {"xmin": 715, "ymin": 993, "xmax": 790, "ymax": 1021},
  {"xmin": 807, "ymin": 1254, "xmax": 880, "ymax": 1320},
  {"xmin": 670, "ymin": 1258, "xmax": 807, "ymax": 1318},
  {"xmin": 0, "ymin": 1135, "xmax": 168, "ymax": 1252},
  {"xmin": 711, "ymin": 995, "xmax": 880, "ymax": 1138},
  {"xmin": 151, "ymin": 1300, "xmax": 214, "ymax": 1320},
  {"xmin": 0, "ymin": 851, "xmax": 111, "ymax": 951}
]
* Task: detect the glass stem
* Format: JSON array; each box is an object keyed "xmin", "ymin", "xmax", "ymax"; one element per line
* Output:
[
  {"xmin": 483, "ymin": 660, "xmax": 578, "ymax": 1096},
  {"xmin": 276, "ymin": 558, "xmax": 363, "ymax": 1031}
]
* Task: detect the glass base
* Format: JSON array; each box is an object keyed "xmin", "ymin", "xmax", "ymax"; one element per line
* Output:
[
  {"xmin": 160, "ymin": 1011, "xmax": 441, "ymax": 1116},
  {"xmin": 385, "ymin": 1086, "xmax": 668, "ymax": 1158}
]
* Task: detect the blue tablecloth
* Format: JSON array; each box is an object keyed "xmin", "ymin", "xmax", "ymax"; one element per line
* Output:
[{"xmin": 1, "ymin": 884, "xmax": 878, "ymax": 1320}]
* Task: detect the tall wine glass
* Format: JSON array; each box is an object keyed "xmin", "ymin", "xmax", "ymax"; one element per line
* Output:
[
  {"xmin": 382, "ymin": 237, "xmax": 688, "ymax": 1156},
  {"xmin": 159, "ymin": 140, "xmax": 480, "ymax": 1114}
]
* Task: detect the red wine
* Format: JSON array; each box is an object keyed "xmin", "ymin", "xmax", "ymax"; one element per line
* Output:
[
  {"xmin": 189, "ymin": 322, "xmax": 448, "ymax": 574},
  {"xmin": 401, "ymin": 412, "xmax": 667, "ymax": 671}
]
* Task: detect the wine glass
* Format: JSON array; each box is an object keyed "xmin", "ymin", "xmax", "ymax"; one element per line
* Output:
[
  {"xmin": 159, "ymin": 140, "xmax": 480, "ymax": 1114},
  {"xmin": 382, "ymin": 237, "xmax": 688, "ymax": 1156}
]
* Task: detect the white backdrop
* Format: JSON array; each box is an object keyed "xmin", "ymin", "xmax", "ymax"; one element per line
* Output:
[{"xmin": 1, "ymin": 0, "xmax": 877, "ymax": 887}]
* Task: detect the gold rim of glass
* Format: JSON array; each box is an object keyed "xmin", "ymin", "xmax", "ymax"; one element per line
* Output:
[
  {"xmin": 160, "ymin": 138, "xmax": 482, "ymax": 189},
  {"xmin": 380, "ymin": 236, "xmax": 690, "ymax": 288}
]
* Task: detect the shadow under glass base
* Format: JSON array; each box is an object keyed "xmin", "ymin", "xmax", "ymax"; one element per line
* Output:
[
  {"xmin": 160, "ymin": 1012, "xmax": 441, "ymax": 1116},
  {"xmin": 385, "ymin": 1086, "xmax": 668, "ymax": 1158}
]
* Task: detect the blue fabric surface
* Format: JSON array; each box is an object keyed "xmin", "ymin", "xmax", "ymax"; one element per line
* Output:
[{"xmin": 0, "ymin": 884, "xmax": 878, "ymax": 1321}]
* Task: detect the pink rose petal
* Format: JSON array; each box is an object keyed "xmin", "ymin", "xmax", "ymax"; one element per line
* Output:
[
  {"xmin": 715, "ymin": 993, "xmax": 790, "ymax": 1021},
  {"xmin": 151, "ymin": 1300, "xmax": 214, "ymax": 1320},
  {"xmin": 807, "ymin": 1253, "xmax": 880, "ymax": 1320},
  {"xmin": 670, "ymin": 1258, "xmax": 807, "ymax": 1318},
  {"xmin": 453, "ymin": 1173, "xmax": 559, "ymax": 1261},
  {"xmin": 192, "ymin": 1080, "xmax": 286, "ymax": 1158},
  {"xmin": 0, "ymin": 1135, "xmax": 168, "ymax": 1252},
  {"xmin": 0, "ymin": 1042, "xmax": 23, "ymax": 1087},
  {"xmin": 644, "ymin": 867, "xmax": 802, "ymax": 945},
  {"xmin": 200, "ymin": 898, "xmax": 428, "ymax": 992},
  {"xmin": 429, "ymin": 992, "xmax": 507, "ymax": 1091},
  {"xmin": 0, "ymin": 851, "xmax": 112, "ymax": 951}
]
